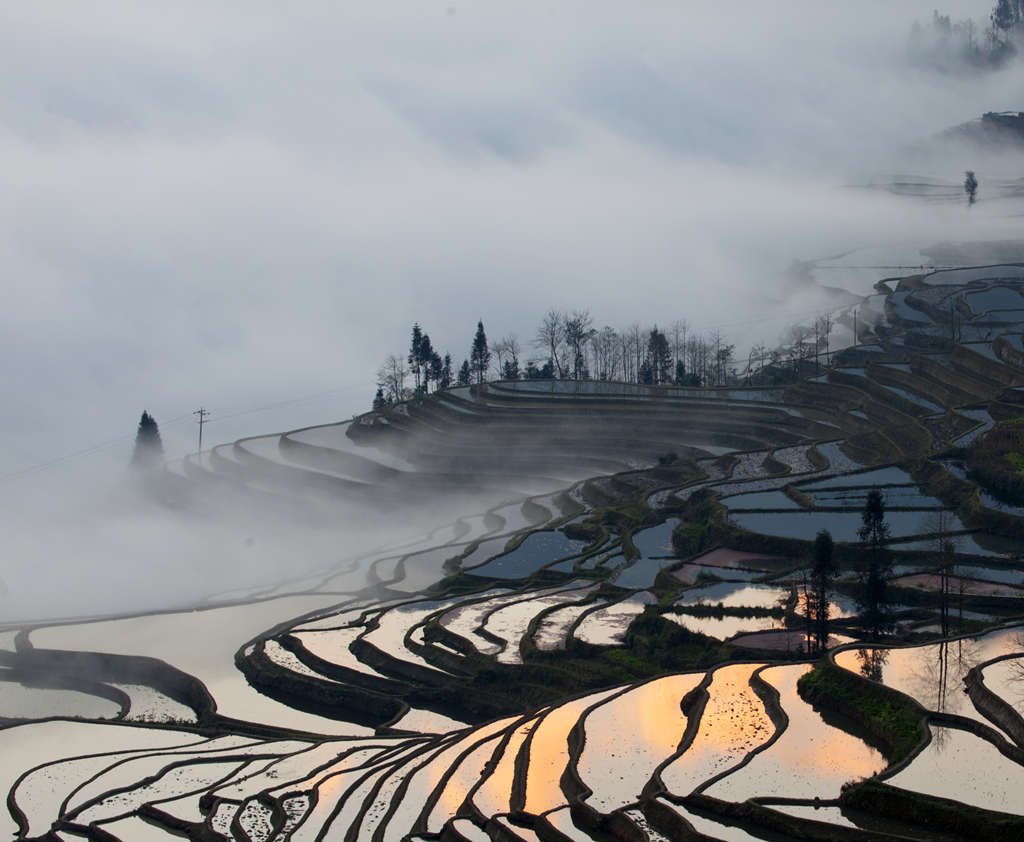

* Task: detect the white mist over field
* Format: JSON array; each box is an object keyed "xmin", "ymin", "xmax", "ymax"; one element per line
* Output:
[{"xmin": 2, "ymin": 0, "xmax": 1020, "ymax": 619}]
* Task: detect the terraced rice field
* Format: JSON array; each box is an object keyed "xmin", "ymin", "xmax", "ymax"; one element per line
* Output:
[{"xmin": 4, "ymin": 267, "xmax": 1024, "ymax": 839}]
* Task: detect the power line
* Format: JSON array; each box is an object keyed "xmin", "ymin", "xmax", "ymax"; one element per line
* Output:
[
  {"xmin": 193, "ymin": 407, "xmax": 210, "ymax": 454},
  {"xmin": 0, "ymin": 384, "xmax": 364, "ymax": 483}
]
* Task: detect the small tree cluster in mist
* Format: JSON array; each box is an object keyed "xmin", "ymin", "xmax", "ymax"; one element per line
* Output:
[
  {"xmin": 372, "ymin": 308, "xmax": 848, "ymax": 409},
  {"xmin": 374, "ymin": 311, "xmax": 736, "ymax": 408},
  {"xmin": 909, "ymin": 1, "xmax": 1023, "ymax": 70},
  {"xmin": 130, "ymin": 411, "xmax": 164, "ymax": 469}
]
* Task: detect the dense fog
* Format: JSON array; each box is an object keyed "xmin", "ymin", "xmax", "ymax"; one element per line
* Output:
[{"xmin": 3, "ymin": 0, "xmax": 1022, "ymax": 620}]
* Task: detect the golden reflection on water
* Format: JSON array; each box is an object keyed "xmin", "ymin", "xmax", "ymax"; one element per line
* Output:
[
  {"xmin": 661, "ymin": 663, "xmax": 771, "ymax": 795},
  {"xmin": 578, "ymin": 673, "xmax": 703, "ymax": 811},
  {"xmin": 472, "ymin": 716, "xmax": 539, "ymax": 816},
  {"xmin": 417, "ymin": 717, "xmax": 517, "ymax": 827},
  {"xmin": 706, "ymin": 664, "xmax": 885, "ymax": 801},
  {"xmin": 429, "ymin": 736, "xmax": 501, "ymax": 833},
  {"xmin": 523, "ymin": 689, "xmax": 618, "ymax": 815},
  {"xmin": 834, "ymin": 628, "xmax": 1018, "ymax": 717}
]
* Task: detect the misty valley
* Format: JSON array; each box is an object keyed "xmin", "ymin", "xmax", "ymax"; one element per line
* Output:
[
  {"xmin": 4, "ymin": 262, "xmax": 1024, "ymax": 840},
  {"xmin": 10, "ymin": 1, "xmax": 1024, "ymax": 839}
]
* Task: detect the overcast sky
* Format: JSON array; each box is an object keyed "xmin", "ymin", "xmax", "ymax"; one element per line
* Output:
[
  {"xmin": 4, "ymin": 0, "xmax": 1020, "ymax": 471},
  {"xmin": 5, "ymin": 0, "xmax": 1024, "ymax": 619},
  {"xmin": 0, "ymin": 1, "xmax": 1015, "ymax": 475}
]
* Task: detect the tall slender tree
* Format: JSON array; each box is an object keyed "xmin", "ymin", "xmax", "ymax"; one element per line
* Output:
[
  {"xmin": 858, "ymin": 488, "xmax": 892, "ymax": 639},
  {"xmin": 408, "ymin": 323, "xmax": 423, "ymax": 391},
  {"xmin": 440, "ymin": 353, "xmax": 453, "ymax": 390},
  {"xmin": 457, "ymin": 359, "xmax": 472, "ymax": 386},
  {"xmin": 131, "ymin": 411, "xmax": 164, "ymax": 468},
  {"xmin": 470, "ymin": 321, "xmax": 491, "ymax": 384},
  {"xmin": 418, "ymin": 333, "xmax": 435, "ymax": 393}
]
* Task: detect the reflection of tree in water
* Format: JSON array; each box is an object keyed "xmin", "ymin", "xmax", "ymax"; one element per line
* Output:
[
  {"xmin": 856, "ymin": 647, "xmax": 889, "ymax": 682},
  {"xmin": 855, "ymin": 638, "xmax": 982, "ymax": 752},
  {"xmin": 922, "ymin": 638, "xmax": 979, "ymax": 752}
]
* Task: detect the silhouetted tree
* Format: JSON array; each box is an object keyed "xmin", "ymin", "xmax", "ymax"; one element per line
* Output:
[
  {"xmin": 809, "ymin": 529, "xmax": 837, "ymax": 652},
  {"xmin": 674, "ymin": 359, "xmax": 686, "ymax": 385},
  {"xmin": 647, "ymin": 327, "xmax": 672, "ymax": 384},
  {"xmin": 536, "ymin": 310, "xmax": 567, "ymax": 378},
  {"xmin": 131, "ymin": 411, "xmax": 164, "ymax": 469},
  {"xmin": 858, "ymin": 488, "xmax": 892, "ymax": 639},
  {"xmin": 965, "ymin": 170, "xmax": 978, "ymax": 205},
  {"xmin": 372, "ymin": 387, "xmax": 387, "ymax": 410},
  {"xmin": 457, "ymin": 359, "xmax": 472, "ymax": 386},
  {"xmin": 377, "ymin": 354, "xmax": 408, "ymax": 403},
  {"xmin": 470, "ymin": 321, "xmax": 491, "ymax": 384},
  {"xmin": 565, "ymin": 310, "xmax": 595, "ymax": 379},
  {"xmin": 408, "ymin": 323, "xmax": 424, "ymax": 391},
  {"xmin": 418, "ymin": 333, "xmax": 435, "ymax": 393},
  {"xmin": 439, "ymin": 353, "xmax": 453, "ymax": 390}
]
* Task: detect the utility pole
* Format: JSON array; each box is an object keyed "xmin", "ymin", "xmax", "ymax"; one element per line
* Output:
[{"xmin": 194, "ymin": 407, "xmax": 210, "ymax": 454}]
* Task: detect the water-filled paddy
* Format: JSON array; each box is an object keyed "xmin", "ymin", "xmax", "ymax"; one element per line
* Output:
[
  {"xmin": 834, "ymin": 628, "xmax": 1020, "ymax": 721},
  {"xmin": 664, "ymin": 612, "xmax": 780, "ymax": 639},
  {"xmin": 466, "ymin": 530, "xmax": 587, "ymax": 578},
  {"xmin": 966, "ymin": 286, "xmax": 1024, "ymax": 313},
  {"xmin": 0, "ymin": 680, "xmax": 121, "ymax": 721},
  {"xmin": 798, "ymin": 465, "xmax": 913, "ymax": 489},
  {"xmin": 876, "ymin": 383, "xmax": 943, "ymax": 412},
  {"xmin": 731, "ymin": 509, "xmax": 962, "ymax": 542},
  {"xmin": 578, "ymin": 674, "xmax": 703, "ymax": 812},
  {"xmin": 888, "ymin": 725, "xmax": 1024, "ymax": 813},
  {"xmin": 485, "ymin": 585, "xmax": 594, "ymax": 664},
  {"xmin": 574, "ymin": 592, "xmax": 656, "ymax": 646},
  {"xmin": 676, "ymin": 582, "xmax": 788, "ymax": 610},
  {"xmin": 523, "ymin": 687, "xmax": 620, "ymax": 814},
  {"xmin": 533, "ymin": 601, "xmax": 602, "ymax": 651},
  {"xmin": 722, "ymin": 490, "xmax": 802, "ymax": 509},
  {"xmin": 670, "ymin": 563, "xmax": 763, "ymax": 585},
  {"xmin": 807, "ymin": 486, "xmax": 943, "ymax": 509},
  {"xmin": 704, "ymin": 664, "xmax": 885, "ymax": 801},
  {"xmin": 661, "ymin": 664, "xmax": 771, "ymax": 794},
  {"xmin": 612, "ymin": 519, "xmax": 681, "ymax": 589}
]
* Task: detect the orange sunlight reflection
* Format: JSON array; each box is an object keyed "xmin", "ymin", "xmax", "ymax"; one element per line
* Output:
[{"xmin": 662, "ymin": 662, "xmax": 771, "ymax": 795}]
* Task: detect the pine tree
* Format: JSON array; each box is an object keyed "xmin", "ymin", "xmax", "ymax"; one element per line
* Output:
[
  {"xmin": 457, "ymin": 359, "xmax": 472, "ymax": 386},
  {"xmin": 418, "ymin": 333, "xmax": 435, "ymax": 393},
  {"xmin": 373, "ymin": 387, "xmax": 387, "ymax": 410},
  {"xmin": 858, "ymin": 489, "xmax": 892, "ymax": 639},
  {"xmin": 470, "ymin": 321, "xmax": 491, "ymax": 384},
  {"xmin": 440, "ymin": 353, "xmax": 453, "ymax": 390},
  {"xmin": 408, "ymin": 323, "xmax": 423, "ymax": 390},
  {"xmin": 131, "ymin": 411, "xmax": 164, "ymax": 469}
]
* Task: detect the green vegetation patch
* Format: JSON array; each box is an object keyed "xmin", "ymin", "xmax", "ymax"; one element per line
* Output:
[
  {"xmin": 841, "ymin": 779, "xmax": 1024, "ymax": 842},
  {"xmin": 797, "ymin": 658, "xmax": 925, "ymax": 763}
]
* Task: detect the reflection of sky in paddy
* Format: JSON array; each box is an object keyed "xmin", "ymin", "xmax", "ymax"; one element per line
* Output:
[
  {"xmin": 577, "ymin": 673, "xmax": 703, "ymax": 812},
  {"xmin": 472, "ymin": 715, "xmax": 541, "ymax": 817},
  {"xmin": 661, "ymin": 663, "xmax": 772, "ymax": 795},
  {"xmin": 676, "ymin": 582, "xmax": 788, "ymax": 610},
  {"xmin": 705, "ymin": 664, "xmax": 884, "ymax": 801},
  {"xmin": 664, "ymin": 612, "xmax": 780, "ymax": 639},
  {"xmin": 834, "ymin": 628, "xmax": 1020, "ymax": 722},
  {"xmin": 523, "ymin": 688, "xmax": 619, "ymax": 814},
  {"xmin": 428, "ymin": 735, "xmax": 502, "ymax": 833},
  {"xmin": 395, "ymin": 718, "xmax": 515, "ymax": 839},
  {"xmin": 889, "ymin": 725, "xmax": 1024, "ymax": 814},
  {"xmin": 574, "ymin": 592, "xmax": 655, "ymax": 646}
]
